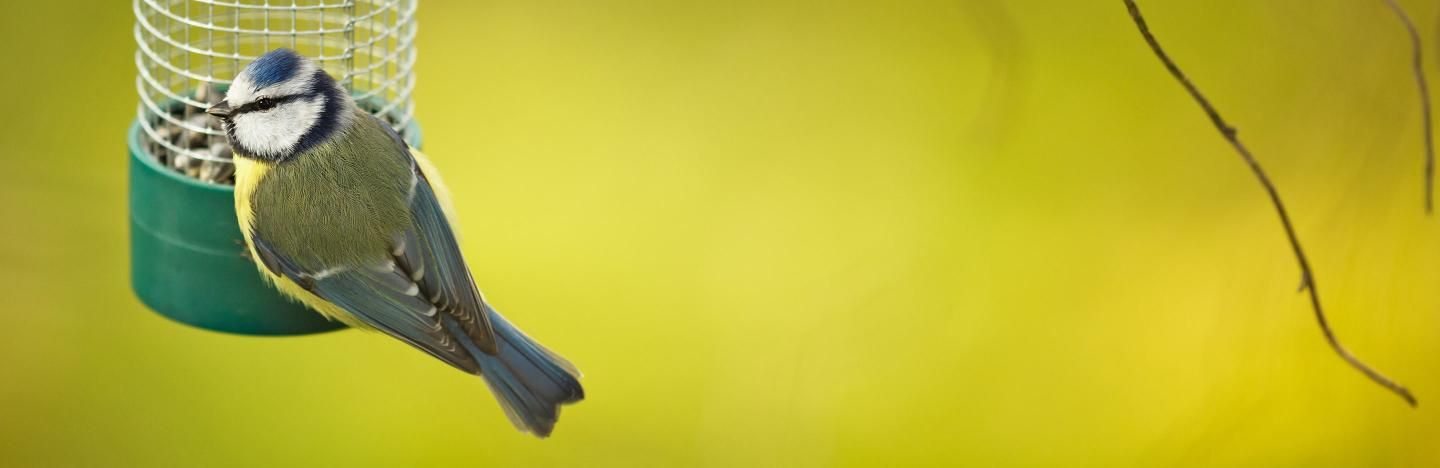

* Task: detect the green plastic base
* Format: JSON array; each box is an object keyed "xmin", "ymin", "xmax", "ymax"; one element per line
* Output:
[{"xmin": 127, "ymin": 118, "xmax": 421, "ymax": 335}]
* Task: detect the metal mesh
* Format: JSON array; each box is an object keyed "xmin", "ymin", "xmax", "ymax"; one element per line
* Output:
[{"xmin": 133, "ymin": 0, "xmax": 418, "ymax": 184}]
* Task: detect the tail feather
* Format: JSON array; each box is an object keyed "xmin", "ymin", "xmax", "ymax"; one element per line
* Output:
[{"xmin": 448, "ymin": 306, "xmax": 584, "ymax": 438}]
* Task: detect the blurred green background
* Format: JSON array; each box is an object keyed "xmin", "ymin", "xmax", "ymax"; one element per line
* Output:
[{"xmin": 5, "ymin": 0, "xmax": 1440, "ymax": 466}]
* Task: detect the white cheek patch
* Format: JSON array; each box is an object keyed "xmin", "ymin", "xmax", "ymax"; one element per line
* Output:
[{"xmin": 231, "ymin": 98, "xmax": 324, "ymax": 157}]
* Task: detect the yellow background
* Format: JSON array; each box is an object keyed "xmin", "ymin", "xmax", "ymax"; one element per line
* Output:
[{"xmin": 4, "ymin": 0, "xmax": 1440, "ymax": 466}]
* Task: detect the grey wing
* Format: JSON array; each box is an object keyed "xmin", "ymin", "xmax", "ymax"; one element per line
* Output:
[
  {"xmin": 374, "ymin": 114, "xmax": 499, "ymax": 355},
  {"xmin": 251, "ymin": 232, "xmax": 482, "ymax": 373}
]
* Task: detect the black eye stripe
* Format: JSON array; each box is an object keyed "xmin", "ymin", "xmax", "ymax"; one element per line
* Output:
[{"xmin": 233, "ymin": 94, "xmax": 307, "ymax": 115}]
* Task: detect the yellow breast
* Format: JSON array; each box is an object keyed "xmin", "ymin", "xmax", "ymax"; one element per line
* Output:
[{"xmin": 232, "ymin": 157, "xmax": 267, "ymax": 238}]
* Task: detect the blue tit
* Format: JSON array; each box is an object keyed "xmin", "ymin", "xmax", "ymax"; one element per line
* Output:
[{"xmin": 206, "ymin": 49, "xmax": 583, "ymax": 437}]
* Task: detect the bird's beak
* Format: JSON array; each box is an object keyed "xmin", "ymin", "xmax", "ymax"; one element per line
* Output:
[{"xmin": 206, "ymin": 102, "xmax": 232, "ymax": 118}]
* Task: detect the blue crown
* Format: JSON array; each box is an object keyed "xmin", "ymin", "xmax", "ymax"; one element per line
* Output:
[{"xmin": 246, "ymin": 49, "xmax": 303, "ymax": 88}]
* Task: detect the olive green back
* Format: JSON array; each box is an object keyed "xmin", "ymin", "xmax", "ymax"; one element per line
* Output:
[{"xmin": 250, "ymin": 110, "xmax": 415, "ymax": 269}]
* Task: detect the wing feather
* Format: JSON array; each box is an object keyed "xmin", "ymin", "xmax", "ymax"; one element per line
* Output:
[
  {"xmin": 251, "ymin": 233, "xmax": 481, "ymax": 373},
  {"xmin": 403, "ymin": 173, "xmax": 499, "ymax": 354}
]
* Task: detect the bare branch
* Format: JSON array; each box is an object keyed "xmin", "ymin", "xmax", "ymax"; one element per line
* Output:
[
  {"xmin": 1383, "ymin": 0, "xmax": 1434, "ymax": 214},
  {"xmin": 1122, "ymin": 0, "xmax": 1416, "ymax": 406}
]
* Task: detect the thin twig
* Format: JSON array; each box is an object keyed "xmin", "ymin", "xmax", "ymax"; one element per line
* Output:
[
  {"xmin": 1122, "ymin": 0, "xmax": 1416, "ymax": 406},
  {"xmin": 1383, "ymin": 0, "xmax": 1435, "ymax": 214}
]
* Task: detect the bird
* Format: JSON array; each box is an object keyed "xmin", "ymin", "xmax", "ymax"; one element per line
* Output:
[{"xmin": 205, "ymin": 48, "xmax": 583, "ymax": 437}]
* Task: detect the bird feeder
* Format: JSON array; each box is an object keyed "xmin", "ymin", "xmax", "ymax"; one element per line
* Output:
[{"xmin": 130, "ymin": 0, "xmax": 420, "ymax": 335}]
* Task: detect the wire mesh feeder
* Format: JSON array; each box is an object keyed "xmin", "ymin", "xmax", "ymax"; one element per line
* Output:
[
  {"xmin": 133, "ymin": 0, "xmax": 418, "ymax": 184},
  {"xmin": 128, "ymin": 0, "xmax": 420, "ymax": 335}
]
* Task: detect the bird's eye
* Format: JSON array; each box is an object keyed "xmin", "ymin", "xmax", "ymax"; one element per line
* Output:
[{"xmin": 253, "ymin": 97, "xmax": 279, "ymax": 111}]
